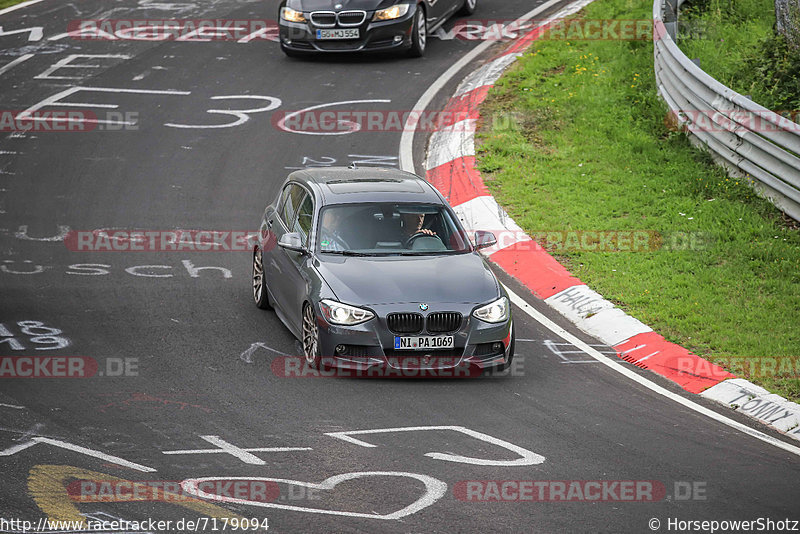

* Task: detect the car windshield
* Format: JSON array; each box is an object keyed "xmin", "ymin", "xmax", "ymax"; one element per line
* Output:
[{"xmin": 316, "ymin": 202, "xmax": 471, "ymax": 255}]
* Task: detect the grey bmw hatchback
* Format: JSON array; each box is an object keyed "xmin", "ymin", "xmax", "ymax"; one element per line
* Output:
[{"xmin": 252, "ymin": 167, "xmax": 514, "ymax": 374}]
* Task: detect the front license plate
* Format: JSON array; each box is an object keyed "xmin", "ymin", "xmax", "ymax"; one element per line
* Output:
[
  {"xmin": 316, "ymin": 28, "xmax": 360, "ymax": 40},
  {"xmin": 394, "ymin": 335, "xmax": 455, "ymax": 350}
]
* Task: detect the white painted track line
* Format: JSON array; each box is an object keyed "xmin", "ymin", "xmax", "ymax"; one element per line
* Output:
[
  {"xmin": 0, "ymin": 0, "xmax": 46, "ymax": 16},
  {"xmin": 398, "ymin": 0, "xmax": 566, "ymax": 173},
  {"xmin": 397, "ymin": 0, "xmax": 800, "ymax": 456},
  {"xmin": 506, "ymin": 285, "xmax": 800, "ymax": 457}
]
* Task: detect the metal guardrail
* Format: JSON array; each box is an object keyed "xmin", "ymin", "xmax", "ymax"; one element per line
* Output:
[{"xmin": 653, "ymin": 0, "xmax": 800, "ymax": 221}]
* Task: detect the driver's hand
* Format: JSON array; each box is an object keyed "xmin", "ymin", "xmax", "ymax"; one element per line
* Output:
[{"xmin": 420, "ymin": 229, "xmax": 435, "ymax": 236}]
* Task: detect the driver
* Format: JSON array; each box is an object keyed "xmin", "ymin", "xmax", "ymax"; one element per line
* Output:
[
  {"xmin": 400, "ymin": 210, "xmax": 436, "ymax": 247},
  {"xmin": 319, "ymin": 209, "xmax": 352, "ymax": 252}
]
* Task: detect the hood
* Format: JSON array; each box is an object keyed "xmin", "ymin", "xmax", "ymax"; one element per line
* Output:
[
  {"xmin": 287, "ymin": 0, "xmax": 399, "ymax": 11},
  {"xmin": 315, "ymin": 253, "xmax": 501, "ymax": 306}
]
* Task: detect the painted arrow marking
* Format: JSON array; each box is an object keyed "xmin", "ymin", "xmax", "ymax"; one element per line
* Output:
[
  {"xmin": 239, "ymin": 342, "xmax": 289, "ymax": 364},
  {"xmin": 0, "ymin": 437, "xmax": 155, "ymax": 472},
  {"xmin": 326, "ymin": 425, "xmax": 545, "ymax": 467},
  {"xmin": 163, "ymin": 435, "xmax": 310, "ymax": 465}
]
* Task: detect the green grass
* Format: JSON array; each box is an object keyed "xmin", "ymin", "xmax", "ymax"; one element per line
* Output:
[
  {"xmin": 0, "ymin": 0, "xmax": 28, "ymax": 9},
  {"xmin": 476, "ymin": 0, "xmax": 800, "ymax": 401},
  {"xmin": 678, "ymin": 0, "xmax": 800, "ymax": 111}
]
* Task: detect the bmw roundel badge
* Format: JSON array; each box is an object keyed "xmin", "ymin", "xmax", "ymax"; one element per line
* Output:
[{"xmin": 419, "ymin": 303, "xmax": 429, "ymax": 311}]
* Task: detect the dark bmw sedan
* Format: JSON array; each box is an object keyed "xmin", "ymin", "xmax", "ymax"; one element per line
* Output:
[
  {"xmin": 252, "ymin": 167, "xmax": 514, "ymax": 374},
  {"xmin": 278, "ymin": 0, "xmax": 477, "ymax": 57}
]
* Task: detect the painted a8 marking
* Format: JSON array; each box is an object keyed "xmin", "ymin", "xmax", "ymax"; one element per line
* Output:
[{"xmin": 0, "ymin": 321, "xmax": 70, "ymax": 350}]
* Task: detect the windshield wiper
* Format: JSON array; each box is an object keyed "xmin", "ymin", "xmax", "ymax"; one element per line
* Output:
[
  {"xmin": 321, "ymin": 251, "xmax": 375, "ymax": 257},
  {"xmin": 395, "ymin": 250, "xmax": 468, "ymax": 256}
]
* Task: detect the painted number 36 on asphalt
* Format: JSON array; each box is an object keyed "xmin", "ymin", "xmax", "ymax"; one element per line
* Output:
[
  {"xmin": 16, "ymin": 87, "xmax": 283, "ymax": 130},
  {"xmin": 18, "ymin": 85, "xmax": 392, "ymax": 132}
]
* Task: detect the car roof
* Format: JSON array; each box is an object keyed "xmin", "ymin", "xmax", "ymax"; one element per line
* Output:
[{"xmin": 288, "ymin": 166, "xmax": 445, "ymax": 206}]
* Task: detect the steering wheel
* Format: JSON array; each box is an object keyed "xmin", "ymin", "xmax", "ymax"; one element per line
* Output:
[
  {"xmin": 405, "ymin": 231, "xmax": 444, "ymax": 250},
  {"xmin": 404, "ymin": 231, "xmax": 431, "ymax": 247}
]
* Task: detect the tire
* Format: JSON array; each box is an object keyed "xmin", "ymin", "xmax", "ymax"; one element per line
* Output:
[
  {"xmin": 252, "ymin": 247, "xmax": 272, "ymax": 309},
  {"xmin": 408, "ymin": 6, "xmax": 427, "ymax": 57},
  {"xmin": 458, "ymin": 0, "xmax": 477, "ymax": 16},
  {"xmin": 302, "ymin": 302, "xmax": 322, "ymax": 368}
]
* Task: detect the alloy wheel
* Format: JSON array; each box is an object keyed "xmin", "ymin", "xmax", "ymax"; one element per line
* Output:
[
  {"xmin": 417, "ymin": 11, "xmax": 427, "ymax": 51},
  {"xmin": 252, "ymin": 249, "xmax": 263, "ymax": 303},
  {"xmin": 302, "ymin": 304, "xmax": 319, "ymax": 366}
]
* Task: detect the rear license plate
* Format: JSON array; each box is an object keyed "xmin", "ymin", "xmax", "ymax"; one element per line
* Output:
[
  {"xmin": 316, "ymin": 28, "xmax": 360, "ymax": 40},
  {"xmin": 394, "ymin": 335, "xmax": 455, "ymax": 350}
]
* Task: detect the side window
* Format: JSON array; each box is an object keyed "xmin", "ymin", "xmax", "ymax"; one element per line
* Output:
[
  {"xmin": 276, "ymin": 185, "xmax": 291, "ymax": 217},
  {"xmin": 293, "ymin": 194, "xmax": 314, "ymax": 245},
  {"xmin": 279, "ymin": 184, "xmax": 305, "ymax": 228}
]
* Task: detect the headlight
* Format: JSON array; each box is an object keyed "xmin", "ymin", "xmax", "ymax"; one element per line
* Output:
[
  {"xmin": 373, "ymin": 3, "xmax": 411, "ymax": 21},
  {"xmin": 320, "ymin": 299, "xmax": 374, "ymax": 326},
  {"xmin": 281, "ymin": 6, "xmax": 306, "ymax": 23},
  {"xmin": 473, "ymin": 297, "xmax": 510, "ymax": 323}
]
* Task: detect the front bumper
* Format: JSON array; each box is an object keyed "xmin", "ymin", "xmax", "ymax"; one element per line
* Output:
[
  {"xmin": 279, "ymin": 8, "xmax": 416, "ymax": 53},
  {"xmin": 314, "ymin": 301, "xmax": 513, "ymax": 374}
]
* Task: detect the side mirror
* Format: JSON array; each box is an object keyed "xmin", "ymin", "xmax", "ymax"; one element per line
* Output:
[
  {"xmin": 474, "ymin": 230, "xmax": 497, "ymax": 250},
  {"xmin": 278, "ymin": 232, "xmax": 306, "ymax": 253}
]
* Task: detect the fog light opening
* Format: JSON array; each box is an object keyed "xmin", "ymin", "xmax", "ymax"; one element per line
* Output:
[
  {"xmin": 394, "ymin": 35, "xmax": 403, "ymax": 43},
  {"xmin": 336, "ymin": 344, "xmax": 347, "ymax": 354},
  {"xmin": 492, "ymin": 342, "xmax": 503, "ymax": 352}
]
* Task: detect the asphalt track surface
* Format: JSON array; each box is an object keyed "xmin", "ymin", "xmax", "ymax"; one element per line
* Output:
[{"xmin": 0, "ymin": 1, "xmax": 799, "ymax": 533}]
